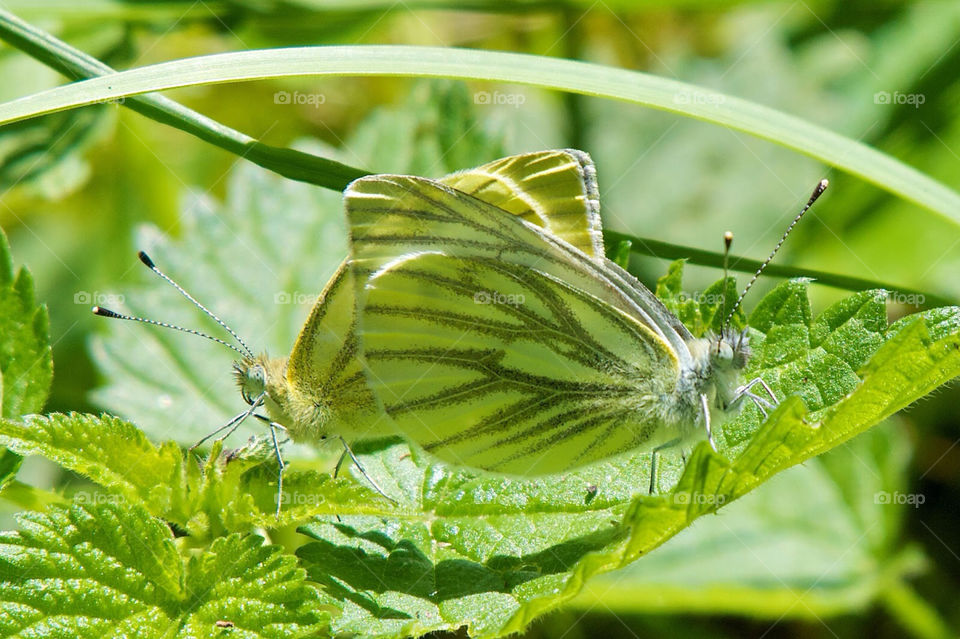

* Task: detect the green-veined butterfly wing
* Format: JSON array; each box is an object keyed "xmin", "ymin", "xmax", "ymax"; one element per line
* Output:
[
  {"xmin": 346, "ymin": 174, "xmax": 695, "ymax": 367},
  {"xmin": 438, "ymin": 149, "xmax": 603, "ymax": 258},
  {"xmin": 355, "ymin": 251, "xmax": 680, "ymax": 474},
  {"xmin": 278, "ymin": 151, "xmax": 610, "ymax": 440},
  {"xmin": 345, "ymin": 174, "xmax": 715, "ymax": 474}
]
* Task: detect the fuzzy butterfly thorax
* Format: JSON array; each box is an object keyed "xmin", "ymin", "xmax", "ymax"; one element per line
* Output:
[{"xmin": 234, "ymin": 354, "xmax": 331, "ymax": 442}]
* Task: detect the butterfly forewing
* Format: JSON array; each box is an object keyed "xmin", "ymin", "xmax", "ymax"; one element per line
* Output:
[
  {"xmin": 346, "ymin": 174, "xmax": 692, "ymax": 362},
  {"xmin": 439, "ymin": 149, "xmax": 604, "ymax": 259},
  {"xmin": 361, "ymin": 251, "xmax": 680, "ymax": 474}
]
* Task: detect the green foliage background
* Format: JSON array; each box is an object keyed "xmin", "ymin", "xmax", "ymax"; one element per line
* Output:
[{"xmin": 1, "ymin": 2, "xmax": 960, "ymax": 638}]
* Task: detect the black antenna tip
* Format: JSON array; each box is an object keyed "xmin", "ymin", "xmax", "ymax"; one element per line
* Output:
[
  {"xmin": 92, "ymin": 306, "xmax": 120, "ymax": 318},
  {"xmin": 137, "ymin": 251, "xmax": 156, "ymax": 269},
  {"xmin": 814, "ymin": 179, "xmax": 829, "ymax": 197},
  {"xmin": 723, "ymin": 231, "xmax": 733, "ymax": 249}
]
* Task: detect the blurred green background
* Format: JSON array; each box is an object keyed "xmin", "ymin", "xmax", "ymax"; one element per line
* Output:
[{"xmin": 1, "ymin": 1, "xmax": 959, "ymax": 637}]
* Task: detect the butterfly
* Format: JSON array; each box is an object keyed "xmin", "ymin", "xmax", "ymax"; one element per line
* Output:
[
  {"xmin": 343, "ymin": 152, "xmax": 818, "ymax": 489},
  {"xmin": 225, "ymin": 150, "xmax": 615, "ymax": 500}
]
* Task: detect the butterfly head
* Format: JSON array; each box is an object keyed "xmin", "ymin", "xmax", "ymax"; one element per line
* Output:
[
  {"xmin": 234, "ymin": 355, "xmax": 290, "ymax": 412},
  {"xmin": 704, "ymin": 328, "xmax": 751, "ymax": 410},
  {"xmin": 710, "ymin": 328, "xmax": 750, "ymax": 372}
]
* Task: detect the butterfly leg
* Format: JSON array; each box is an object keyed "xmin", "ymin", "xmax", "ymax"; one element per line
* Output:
[
  {"xmin": 190, "ymin": 392, "xmax": 265, "ymax": 451},
  {"xmin": 269, "ymin": 421, "xmax": 286, "ymax": 520},
  {"xmin": 338, "ymin": 437, "xmax": 397, "ymax": 505},
  {"xmin": 727, "ymin": 378, "xmax": 777, "ymax": 416},
  {"xmin": 700, "ymin": 393, "xmax": 716, "ymax": 451},
  {"xmin": 250, "ymin": 414, "xmax": 289, "ymax": 518},
  {"xmin": 735, "ymin": 377, "xmax": 777, "ymax": 406},
  {"xmin": 648, "ymin": 437, "xmax": 683, "ymax": 495}
]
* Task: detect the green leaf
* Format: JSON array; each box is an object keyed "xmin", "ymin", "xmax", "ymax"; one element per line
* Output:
[
  {"xmin": 0, "ymin": 108, "xmax": 108, "ymax": 198},
  {"xmin": 0, "ymin": 17, "xmax": 126, "ymax": 198},
  {"xmin": 0, "ymin": 413, "xmax": 399, "ymax": 536},
  {"xmin": 0, "ymin": 499, "xmax": 329, "ymax": 637},
  {"xmin": 0, "ymin": 225, "xmax": 52, "ymax": 494},
  {"xmin": 655, "ymin": 260, "xmax": 742, "ymax": 335},
  {"xmin": 0, "ymin": 413, "xmax": 190, "ymax": 522},
  {"xmin": 568, "ymin": 420, "xmax": 926, "ymax": 619},
  {"xmin": 0, "ymin": 226, "xmax": 52, "ymax": 418},
  {"xmin": 605, "ymin": 238, "xmax": 632, "ymax": 271}
]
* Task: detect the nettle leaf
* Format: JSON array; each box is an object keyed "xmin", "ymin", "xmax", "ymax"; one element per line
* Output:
[
  {"xmin": 0, "ymin": 226, "xmax": 53, "ymax": 494},
  {"xmin": 0, "ymin": 413, "xmax": 399, "ymax": 538},
  {"xmin": 0, "ymin": 227, "xmax": 52, "ymax": 418},
  {"xmin": 656, "ymin": 260, "xmax": 743, "ymax": 335},
  {"xmin": 0, "ymin": 499, "xmax": 329, "ymax": 637},
  {"xmin": 569, "ymin": 420, "xmax": 923, "ymax": 618},
  {"xmin": 0, "ymin": 22, "xmax": 126, "ymax": 199}
]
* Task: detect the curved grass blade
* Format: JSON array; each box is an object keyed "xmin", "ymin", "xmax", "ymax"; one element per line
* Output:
[{"xmin": 0, "ymin": 45, "xmax": 957, "ymax": 224}]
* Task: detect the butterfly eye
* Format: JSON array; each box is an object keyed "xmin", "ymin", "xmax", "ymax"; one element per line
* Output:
[
  {"xmin": 714, "ymin": 340, "xmax": 734, "ymax": 364},
  {"xmin": 238, "ymin": 365, "xmax": 267, "ymax": 405}
]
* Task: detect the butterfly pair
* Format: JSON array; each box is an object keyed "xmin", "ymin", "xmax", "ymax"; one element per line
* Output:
[
  {"xmin": 102, "ymin": 150, "xmax": 812, "ymax": 512},
  {"xmin": 235, "ymin": 150, "xmax": 774, "ymax": 490}
]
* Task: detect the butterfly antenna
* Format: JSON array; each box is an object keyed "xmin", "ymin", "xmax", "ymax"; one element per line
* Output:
[
  {"xmin": 724, "ymin": 179, "xmax": 828, "ymax": 326},
  {"xmin": 136, "ymin": 251, "xmax": 254, "ymax": 358},
  {"xmin": 92, "ymin": 306, "xmax": 247, "ymax": 356},
  {"xmin": 720, "ymin": 231, "xmax": 733, "ymax": 338}
]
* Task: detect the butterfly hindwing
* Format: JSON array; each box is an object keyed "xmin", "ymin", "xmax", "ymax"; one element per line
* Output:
[
  {"xmin": 346, "ymin": 173, "xmax": 699, "ymax": 473},
  {"xmin": 360, "ymin": 251, "xmax": 680, "ymax": 473},
  {"xmin": 285, "ymin": 260, "xmax": 379, "ymax": 437}
]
